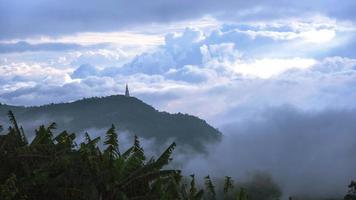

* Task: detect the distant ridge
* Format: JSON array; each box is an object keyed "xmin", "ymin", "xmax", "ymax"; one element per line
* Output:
[{"xmin": 0, "ymin": 95, "xmax": 221, "ymax": 151}]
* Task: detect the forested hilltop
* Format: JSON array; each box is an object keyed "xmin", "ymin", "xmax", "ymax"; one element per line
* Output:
[{"xmin": 0, "ymin": 95, "xmax": 221, "ymax": 152}]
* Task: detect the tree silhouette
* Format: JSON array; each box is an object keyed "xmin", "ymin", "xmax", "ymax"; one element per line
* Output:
[
  {"xmin": 0, "ymin": 111, "xmax": 180, "ymax": 200},
  {"xmin": 0, "ymin": 110, "xmax": 284, "ymax": 200},
  {"xmin": 345, "ymin": 181, "xmax": 356, "ymax": 200}
]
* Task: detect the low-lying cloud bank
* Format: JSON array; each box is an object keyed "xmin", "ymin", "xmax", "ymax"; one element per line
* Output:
[
  {"xmin": 181, "ymin": 106, "xmax": 356, "ymax": 198},
  {"xmin": 72, "ymin": 103, "xmax": 355, "ymax": 198},
  {"xmin": 1, "ymin": 104, "xmax": 354, "ymax": 198}
]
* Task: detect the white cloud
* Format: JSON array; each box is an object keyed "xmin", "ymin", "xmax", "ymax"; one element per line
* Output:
[
  {"xmin": 301, "ymin": 29, "xmax": 336, "ymax": 44},
  {"xmin": 70, "ymin": 48, "xmax": 130, "ymax": 67},
  {"xmin": 1, "ymin": 18, "xmax": 356, "ymax": 122},
  {"xmin": 232, "ymin": 57, "xmax": 317, "ymax": 78},
  {"xmin": 2, "ymin": 32, "xmax": 164, "ymax": 47},
  {"xmin": 0, "ymin": 62, "xmax": 72, "ymax": 86}
]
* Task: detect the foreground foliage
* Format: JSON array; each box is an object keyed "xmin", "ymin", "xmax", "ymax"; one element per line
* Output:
[
  {"xmin": 1, "ymin": 110, "xmax": 349, "ymax": 200},
  {"xmin": 0, "ymin": 111, "xmax": 181, "ymax": 200},
  {"xmin": 345, "ymin": 181, "xmax": 356, "ymax": 200}
]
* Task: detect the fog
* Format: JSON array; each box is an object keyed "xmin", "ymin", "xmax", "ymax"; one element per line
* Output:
[
  {"xmin": 180, "ymin": 105, "xmax": 356, "ymax": 198},
  {"xmin": 74, "ymin": 104, "xmax": 355, "ymax": 198},
  {"xmin": 1, "ymin": 105, "xmax": 356, "ymax": 198}
]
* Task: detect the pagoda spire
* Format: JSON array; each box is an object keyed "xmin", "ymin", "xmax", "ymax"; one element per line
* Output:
[{"xmin": 125, "ymin": 84, "xmax": 130, "ymax": 97}]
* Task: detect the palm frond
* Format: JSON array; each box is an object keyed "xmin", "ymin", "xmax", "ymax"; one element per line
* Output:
[
  {"xmin": 204, "ymin": 175, "xmax": 216, "ymax": 200},
  {"xmin": 104, "ymin": 124, "xmax": 120, "ymax": 160},
  {"xmin": 223, "ymin": 176, "xmax": 234, "ymax": 198},
  {"xmin": 153, "ymin": 142, "xmax": 176, "ymax": 169}
]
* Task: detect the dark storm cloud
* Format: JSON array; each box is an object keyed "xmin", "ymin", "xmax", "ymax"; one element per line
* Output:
[{"xmin": 1, "ymin": 0, "xmax": 355, "ymax": 39}]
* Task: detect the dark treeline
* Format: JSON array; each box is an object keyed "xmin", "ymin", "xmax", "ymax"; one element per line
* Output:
[{"xmin": 0, "ymin": 111, "xmax": 355, "ymax": 200}]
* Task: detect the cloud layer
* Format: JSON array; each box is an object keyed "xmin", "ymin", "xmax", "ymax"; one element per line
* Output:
[
  {"xmin": 1, "ymin": 0, "xmax": 356, "ymax": 39},
  {"xmin": 1, "ymin": 17, "xmax": 356, "ymax": 112}
]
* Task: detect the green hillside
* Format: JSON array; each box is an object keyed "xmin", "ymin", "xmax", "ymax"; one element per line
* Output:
[{"xmin": 0, "ymin": 95, "xmax": 221, "ymax": 151}]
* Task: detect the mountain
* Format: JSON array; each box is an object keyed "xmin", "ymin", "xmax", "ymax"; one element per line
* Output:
[{"xmin": 0, "ymin": 95, "xmax": 221, "ymax": 151}]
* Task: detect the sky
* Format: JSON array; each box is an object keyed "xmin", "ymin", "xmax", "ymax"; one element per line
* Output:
[{"xmin": 1, "ymin": 0, "xmax": 356, "ymax": 196}]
